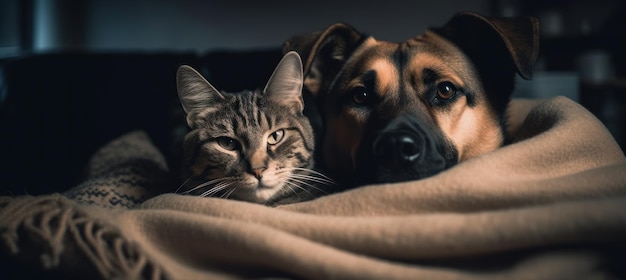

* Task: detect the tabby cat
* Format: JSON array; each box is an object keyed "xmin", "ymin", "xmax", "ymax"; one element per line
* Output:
[{"xmin": 175, "ymin": 51, "xmax": 333, "ymax": 205}]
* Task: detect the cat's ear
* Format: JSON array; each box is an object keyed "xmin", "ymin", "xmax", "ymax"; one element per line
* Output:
[
  {"xmin": 176, "ymin": 65, "xmax": 224, "ymax": 115},
  {"xmin": 263, "ymin": 51, "xmax": 304, "ymax": 113}
]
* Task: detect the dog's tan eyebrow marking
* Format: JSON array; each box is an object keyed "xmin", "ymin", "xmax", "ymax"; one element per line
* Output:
[
  {"xmin": 367, "ymin": 58, "xmax": 397, "ymax": 96},
  {"xmin": 411, "ymin": 53, "xmax": 465, "ymax": 87},
  {"xmin": 420, "ymin": 67, "xmax": 463, "ymax": 88}
]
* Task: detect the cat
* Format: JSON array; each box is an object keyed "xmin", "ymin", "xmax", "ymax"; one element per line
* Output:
[{"xmin": 175, "ymin": 51, "xmax": 333, "ymax": 205}]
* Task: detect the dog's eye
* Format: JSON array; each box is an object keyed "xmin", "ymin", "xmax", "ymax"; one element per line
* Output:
[
  {"xmin": 350, "ymin": 86, "xmax": 370, "ymax": 105},
  {"xmin": 436, "ymin": 82, "xmax": 457, "ymax": 100},
  {"xmin": 216, "ymin": 137, "xmax": 241, "ymax": 151}
]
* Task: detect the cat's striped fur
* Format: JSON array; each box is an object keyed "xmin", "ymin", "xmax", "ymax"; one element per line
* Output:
[{"xmin": 175, "ymin": 52, "xmax": 333, "ymax": 205}]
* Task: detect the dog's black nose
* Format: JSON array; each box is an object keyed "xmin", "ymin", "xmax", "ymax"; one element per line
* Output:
[{"xmin": 374, "ymin": 132, "xmax": 421, "ymax": 166}]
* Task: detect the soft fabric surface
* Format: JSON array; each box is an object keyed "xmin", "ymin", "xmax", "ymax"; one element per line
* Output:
[
  {"xmin": 64, "ymin": 130, "xmax": 174, "ymax": 208},
  {"xmin": 1, "ymin": 96, "xmax": 626, "ymax": 279}
]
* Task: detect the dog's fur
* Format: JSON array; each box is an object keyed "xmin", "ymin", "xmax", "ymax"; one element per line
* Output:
[{"xmin": 283, "ymin": 12, "xmax": 539, "ymax": 187}]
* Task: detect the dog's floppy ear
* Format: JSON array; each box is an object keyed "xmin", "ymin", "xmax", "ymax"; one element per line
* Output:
[
  {"xmin": 282, "ymin": 23, "xmax": 364, "ymax": 97},
  {"xmin": 433, "ymin": 12, "xmax": 539, "ymax": 116},
  {"xmin": 435, "ymin": 12, "xmax": 539, "ymax": 80}
]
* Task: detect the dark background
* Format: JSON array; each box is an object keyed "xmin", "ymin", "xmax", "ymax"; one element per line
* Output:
[{"xmin": 1, "ymin": 1, "xmax": 623, "ymax": 62}]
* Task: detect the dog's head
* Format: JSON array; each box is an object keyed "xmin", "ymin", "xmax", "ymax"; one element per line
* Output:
[{"xmin": 283, "ymin": 12, "xmax": 539, "ymax": 187}]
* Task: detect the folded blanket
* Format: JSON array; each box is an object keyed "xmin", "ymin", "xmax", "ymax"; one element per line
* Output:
[{"xmin": 1, "ymin": 96, "xmax": 625, "ymax": 279}]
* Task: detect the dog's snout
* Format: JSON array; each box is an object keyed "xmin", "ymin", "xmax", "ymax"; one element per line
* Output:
[
  {"xmin": 398, "ymin": 135, "xmax": 421, "ymax": 162},
  {"xmin": 374, "ymin": 132, "xmax": 421, "ymax": 166}
]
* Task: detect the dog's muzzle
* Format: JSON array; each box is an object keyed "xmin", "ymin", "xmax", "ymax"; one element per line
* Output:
[
  {"xmin": 374, "ymin": 131, "xmax": 422, "ymax": 166},
  {"xmin": 365, "ymin": 114, "xmax": 456, "ymax": 183}
]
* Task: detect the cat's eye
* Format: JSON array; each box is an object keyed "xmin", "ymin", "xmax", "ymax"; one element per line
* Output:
[
  {"xmin": 216, "ymin": 137, "xmax": 240, "ymax": 151},
  {"xmin": 436, "ymin": 81, "xmax": 457, "ymax": 100},
  {"xmin": 267, "ymin": 129, "xmax": 285, "ymax": 145}
]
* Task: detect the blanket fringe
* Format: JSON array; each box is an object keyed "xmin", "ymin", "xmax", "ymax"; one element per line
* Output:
[{"xmin": 0, "ymin": 194, "xmax": 164, "ymax": 280}]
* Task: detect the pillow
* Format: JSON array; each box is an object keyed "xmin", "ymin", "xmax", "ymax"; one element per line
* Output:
[{"xmin": 64, "ymin": 130, "xmax": 174, "ymax": 208}]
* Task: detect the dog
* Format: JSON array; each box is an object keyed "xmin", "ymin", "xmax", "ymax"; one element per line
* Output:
[{"xmin": 282, "ymin": 12, "xmax": 539, "ymax": 187}]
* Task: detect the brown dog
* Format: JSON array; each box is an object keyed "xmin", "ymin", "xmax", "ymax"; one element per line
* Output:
[{"xmin": 282, "ymin": 12, "xmax": 539, "ymax": 187}]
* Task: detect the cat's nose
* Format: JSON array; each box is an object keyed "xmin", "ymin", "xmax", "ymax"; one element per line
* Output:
[
  {"xmin": 251, "ymin": 167, "xmax": 266, "ymax": 179},
  {"xmin": 249, "ymin": 150, "xmax": 268, "ymax": 179}
]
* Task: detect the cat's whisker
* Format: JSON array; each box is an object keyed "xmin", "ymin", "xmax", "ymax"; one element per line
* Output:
[
  {"xmin": 272, "ymin": 167, "xmax": 337, "ymax": 197},
  {"xmin": 199, "ymin": 181, "xmax": 234, "ymax": 198},
  {"xmin": 222, "ymin": 185, "xmax": 239, "ymax": 199},
  {"xmin": 285, "ymin": 168, "xmax": 337, "ymax": 185},
  {"xmin": 277, "ymin": 168, "xmax": 337, "ymax": 187},
  {"xmin": 286, "ymin": 176, "xmax": 329, "ymax": 194},
  {"xmin": 184, "ymin": 184, "xmax": 213, "ymax": 196},
  {"xmin": 290, "ymin": 167, "xmax": 335, "ymax": 179},
  {"xmin": 194, "ymin": 177, "xmax": 232, "ymax": 190},
  {"xmin": 180, "ymin": 177, "xmax": 236, "ymax": 197},
  {"xmin": 175, "ymin": 177, "xmax": 195, "ymax": 194},
  {"xmin": 283, "ymin": 180, "xmax": 313, "ymax": 198},
  {"xmin": 290, "ymin": 174, "xmax": 336, "ymax": 188}
]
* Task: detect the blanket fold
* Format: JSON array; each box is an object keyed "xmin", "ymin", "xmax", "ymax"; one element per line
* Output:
[
  {"xmin": 1, "ymin": 96, "xmax": 625, "ymax": 279},
  {"xmin": 141, "ymin": 193, "xmax": 626, "ymax": 260},
  {"xmin": 0, "ymin": 194, "xmax": 164, "ymax": 279}
]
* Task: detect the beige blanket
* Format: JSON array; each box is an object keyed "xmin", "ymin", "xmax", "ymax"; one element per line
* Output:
[{"xmin": 2, "ymin": 96, "xmax": 626, "ymax": 279}]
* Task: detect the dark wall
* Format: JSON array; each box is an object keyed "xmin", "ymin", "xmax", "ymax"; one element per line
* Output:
[{"xmin": 7, "ymin": 0, "xmax": 491, "ymax": 52}]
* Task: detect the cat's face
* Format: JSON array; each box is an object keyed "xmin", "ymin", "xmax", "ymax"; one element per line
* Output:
[{"xmin": 176, "ymin": 52, "xmax": 323, "ymax": 204}]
